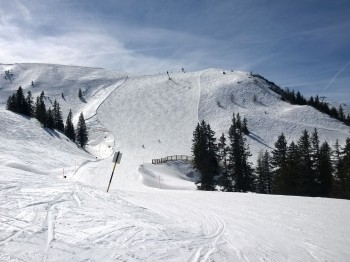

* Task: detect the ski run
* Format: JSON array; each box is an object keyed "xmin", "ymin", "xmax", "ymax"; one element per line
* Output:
[{"xmin": 0, "ymin": 63, "xmax": 349, "ymax": 261}]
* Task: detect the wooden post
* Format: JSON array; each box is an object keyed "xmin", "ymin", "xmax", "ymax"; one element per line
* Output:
[
  {"xmin": 107, "ymin": 162, "xmax": 117, "ymax": 192},
  {"xmin": 107, "ymin": 151, "xmax": 122, "ymax": 193}
]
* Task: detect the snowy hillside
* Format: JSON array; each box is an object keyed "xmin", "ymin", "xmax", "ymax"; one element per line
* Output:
[{"xmin": 0, "ymin": 63, "xmax": 350, "ymax": 261}]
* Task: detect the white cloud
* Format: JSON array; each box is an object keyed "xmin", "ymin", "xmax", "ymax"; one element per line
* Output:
[{"xmin": 0, "ymin": 20, "xmax": 188, "ymax": 73}]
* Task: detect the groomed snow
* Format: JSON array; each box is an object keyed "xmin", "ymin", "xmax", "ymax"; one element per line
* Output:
[{"xmin": 1, "ymin": 63, "xmax": 350, "ymax": 261}]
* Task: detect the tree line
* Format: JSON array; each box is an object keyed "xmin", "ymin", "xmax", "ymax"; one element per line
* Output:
[
  {"xmin": 252, "ymin": 73, "xmax": 350, "ymax": 126},
  {"xmin": 6, "ymin": 86, "xmax": 88, "ymax": 148},
  {"xmin": 192, "ymin": 115, "xmax": 350, "ymax": 199}
]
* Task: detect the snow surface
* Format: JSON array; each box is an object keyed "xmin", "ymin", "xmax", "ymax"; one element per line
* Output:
[{"xmin": 0, "ymin": 63, "xmax": 350, "ymax": 261}]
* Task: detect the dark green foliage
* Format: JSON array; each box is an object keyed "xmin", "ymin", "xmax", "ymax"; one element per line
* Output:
[
  {"xmin": 242, "ymin": 117, "xmax": 249, "ymax": 135},
  {"xmin": 6, "ymin": 86, "xmax": 32, "ymax": 117},
  {"xmin": 256, "ymin": 151, "xmax": 273, "ymax": 194},
  {"xmin": 35, "ymin": 92, "xmax": 47, "ymax": 126},
  {"xmin": 65, "ymin": 109, "xmax": 76, "ymax": 142},
  {"xmin": 283, "ymin": 141, "xmax": 300, "ymax": 195},
  {"xmin": 338, "ymin": 105, "xmax": 345, "ymax": 121},
  {"xmin": 271, "ymin": 133, "xmax": 288, "ymax": 194},
  {"xmin": 297, "ymin": 130, "xmax": 317, "ymax": 196},
  {"xmin": 332, "ymin": 138, "xmax": 350, "ymax": 199},
  {"xmin": 53, "ymin": 100, "xmax": 64, "ymax": 132},
  {"xmin": 76, "ymin": 112, "xmax": 88, "ymax": 148},
  {"xmin": 269, "ymin": 129, "xmax": 350, "ymax": 199},
  {"xmin": 192, "ymin": 120, "xmax": 219, "ymax": 191},
  {"xmin": 78, "ymin": 88, "xmax": 83, "ymax": 99},
  {"xmin": 15, "ymin": 86, "xmax": 27, "ymax": 115},
  {"xmin": 25, "ymin": 91, "xmax": 34, "ymax": 117},
  {"xmin": 251, "ymin": 74, "xmax": 349, "ymax": 125},
  {"xmin": 218, "ymin": 133, "xmax": 228, "ymax": 184},
  {"xmin": 6, "ymin": 94, "xmax": 16, "ymax": 112},
  {"xmin": 46, "ymin": 108, "xmax": 55, "ymax": 129},
  {"xmin": 318, "ymin": 141, "xmax": 333, "ymax": 197},
  {"xmin": 225, "ymin": 113, "xmax": 254, "ymax": 192}
]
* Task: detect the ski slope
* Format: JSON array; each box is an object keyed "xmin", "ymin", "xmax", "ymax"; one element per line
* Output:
[{"xmin": 0, "ymin": 63, "xmax": 350, "ymax": 261}]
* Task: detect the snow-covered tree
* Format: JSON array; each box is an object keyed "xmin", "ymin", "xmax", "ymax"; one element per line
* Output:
[{"xmin": 76, "ymin": 112, "xmax": 88, "ymax": 148}]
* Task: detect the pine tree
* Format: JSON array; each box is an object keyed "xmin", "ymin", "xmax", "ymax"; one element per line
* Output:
[
  {"xmin": 340, "ymin": 138, "xmax": 350, "ymax": 198},
  {"xmin": 332, "ymin": 138, "xmax": 350, "ymax": 199},
  {"xmin": 338, "ymin": 105, "xmax": 345, "ymax": 121},
  {"xmin": 297, "ymin": 130, "xmax": 317, "ymax": 196},
  {"xmin": 256, "ymin": 150, "xmax": 273, "ymax": 194},
  {"xmin": 271, "ymin": 133, "xmax": 288, "ymax": 194},
  {"xmin": 218, "ymin": 133, "xmax": 229, "ymax": 187},
  {"xmin": 242, "ymin": 117, "xmax": 249, "ymax": 135},
  {"xmin": 78, "ymin": 88, "xmax": 83, "ymax": 99},
  {"xmin": 318, "ymin": 141, "xmax": 333, "ymax": 197},
  {"xmin": 263, "ymin": 151, "xmax": 273, "ymax": 193},
  {"xmin": 65, "ymin": 109, "xmax": 76, "ymax": 142},
  {"xmin": 6, "ymin": 94, "xmax": 16, "ymax": 112},
  {"xmin": 76, "ymin": 112, "xmax": 88, "ymax": 148},
  {"xmin": 227, "ymin": 113, "xmax": 254, "ymax": 192},
  {"xmin": 191, "ymin": 121, "xmax": 218, "ymax": 191},
  {"xmin": 202, "ymin": 122, "xmax": 219, "ymax": 190},
  {"xmin": 15, "ymin": 86, "xmax": 27, "ymax": 115},
  {"xmin": 256, "ymin": 151, "xmax": 265, "ymax": 193},
  {"xmin": 25, "ymin": 91, "xmax": 34, "ymax": 117},
  {"xmin": 53, "ymin": 100, "xmax": 64, "ymax": 132},
  {"xmin": 256, "ymin": 151, "xmax": 273, "ymax": 194},
  {"xmin": 34, "ymin": 92, "xmax": 47, "ymax": 126},
  {"xmin": 46, "ymin": 108, "xmax": 55, "ymax": 129},
  {"xmin": 284, "ymin": 141, "xmax": 300, "ymax": 195},
  {"xmin": 310, "ymin": 128, "xmax": 321, "ymax": 191},
  {"xmin": 346, "ymin": 114, "xmax": 350, "ymax": 126}
]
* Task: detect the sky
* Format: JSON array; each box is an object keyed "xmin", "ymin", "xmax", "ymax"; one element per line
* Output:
[{"xmin": 0, "ymin": 0, "xmax": 350, "ymax": 105}]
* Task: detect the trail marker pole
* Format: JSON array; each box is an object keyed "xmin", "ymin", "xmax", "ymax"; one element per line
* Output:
[{"xmin": 107, "ymin": 151, "xmax": 122, "ymax": 193}]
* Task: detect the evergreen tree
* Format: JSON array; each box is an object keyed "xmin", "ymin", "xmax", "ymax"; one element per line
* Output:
[
  {"xmin": 318, "ymin": 141, "xmax": 333, "ymax": 197},
  {"xmin": 34, "ymin": 92, "xmax": 47, "ymax": 126},
  {"xmin": 271, "ymin": 133, "xmax": 288, "ymax": 194},
  {"xmin": 284, "ymin": 141, "xmax": 300, "ymax": 195},
  {"xmin": 346, "ymin": 114, "xmax": 350, "ymax": 126},
  {"xmin": 46, "ymin": 108, "xmax": 55, "ymax": 129},
  {"xmin": 192, "ymin": 123, "xmax": 204, "ymax": 174},
  {"xmin": 330, "ymin": 107, "xmax": 339, "ymax": 119},
  {"xmin": 307, "ymin": 96, "xmax": 315, "ymax": 106},
  {"xmin": 15, "ymin": 86, "xmax": 27, "ymax": 115},
  {"xmin": 310, "ymin": 128, "xmax": 321, "ymax": 190},
  {"xmin": 340, "ymin": 138, "xmax": 350, "ymax": 198},
  {"xmin": 256, "ymin": 151, "xmax": 272, "ymax": 194},
  {"xmin": 256, "ymin": 151, "xmax": 265, "ymax": 193},
  {"xmin": 76, "ymin": 112, "xmax": 88, "ymax": 148},
  {"xmin": 78, "ymin": 88, "xmax": 83, "ymax": 99},
  {"xmin": 297, "ymin": 130, "xmax": 317, "ymax": 196},
  {"xmin": 332, "ymin": 138, "xmax": 350, "ymax": 199},
  {"xmin": 25, "ymin": 91, "xmax": 34, "ymax": 117},
  {"xmin": 6, "ymin": 94, "xmax": 16, "ymax": 112},
  {"xmin": 191, "ymin": 120, "xmax": 218, "ymax": 191},
  {"xmin": 338, "ymin": 105, "xmax": 345, "ymax": 121},
  {"xmin": 227, "ymin": 113, "xmax": 254, "ymax": 192},
  {"xmin": 242, "ymin": 117, "xmax": 249, "ymax": 135},
  {"xmin": 53, "ymin": 100, "xmax": 64, "ymax": 132},
  {"xmin": 218, "ymin": 133, "xmax": 228, "ymax": 185},
  {"xmin": 65, "ymin": 109, "xmax": 76, "ymax": 142},
  {"xmin": 6, "ymin": 86, "xmax": 27, "ymax": 115}
]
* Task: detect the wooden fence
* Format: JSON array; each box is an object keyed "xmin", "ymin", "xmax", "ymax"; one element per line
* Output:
[{"xmin": 152, "ymin": 155, "xmax": 193, "ymax": 165}]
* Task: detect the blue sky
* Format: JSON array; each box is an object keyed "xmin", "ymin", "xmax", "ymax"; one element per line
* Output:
[{"xmin": 1, "ymin": 0, "xmax": 349, "ymax": 105}]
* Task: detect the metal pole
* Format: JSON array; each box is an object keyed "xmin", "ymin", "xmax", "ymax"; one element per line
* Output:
[{"xmin": 107, "ymin": 162, "xmax": 117, "ymax": 192}]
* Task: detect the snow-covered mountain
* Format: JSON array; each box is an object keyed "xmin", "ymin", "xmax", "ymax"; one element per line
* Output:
[{"xmin": 0, "ymin": 63, "xmax": 349, "ymax": 261}]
